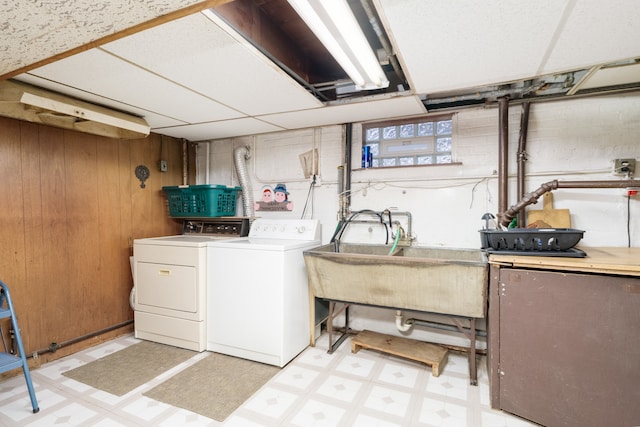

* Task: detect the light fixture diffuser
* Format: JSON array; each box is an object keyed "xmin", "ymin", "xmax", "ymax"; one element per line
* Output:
[
  {"xmin": 20, "ymin": 92, "xmax": 150, "ymax": 136},
  {"xmin": 288, "ymin": 0, "xmax": 389, "ymax": 91}
]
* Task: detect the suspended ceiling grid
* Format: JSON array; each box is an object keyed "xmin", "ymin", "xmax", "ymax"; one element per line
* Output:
[
  {"xmin": 0, "ymin": 0, "xmax": 225, "ymax": 77},
  {"xmin": 1, "ymin": 0, "xmax": 640, "ymax": 141},
  {"xmin": 380, "ymin": 0, "xmax": 640, "ymax": 95}
]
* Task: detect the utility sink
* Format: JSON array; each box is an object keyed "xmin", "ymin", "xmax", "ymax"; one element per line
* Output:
[{"xmin": 303, "ymin": 244, "xmax": 489, "ymax": 318}]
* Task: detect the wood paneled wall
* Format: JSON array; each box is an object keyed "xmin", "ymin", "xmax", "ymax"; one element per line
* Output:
[{"xmin": 0, "ymin": 116, "xmax": 193, "ymax": 364}]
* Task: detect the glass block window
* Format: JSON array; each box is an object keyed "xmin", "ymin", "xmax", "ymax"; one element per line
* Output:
[{"xmin": 362, "ymin": 114, "xmax": 454, "ymax": 168}]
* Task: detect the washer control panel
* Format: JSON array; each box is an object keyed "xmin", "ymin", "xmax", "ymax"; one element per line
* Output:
[
  {"xmin": 182, "ymin": 217, "xmax": 250, "ymax": 237},
  {"xmin": 249, "ymin": 219, "xmax": 321, "ymax": 241}
]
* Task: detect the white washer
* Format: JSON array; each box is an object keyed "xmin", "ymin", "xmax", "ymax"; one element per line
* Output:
[
  {"xmin": 207, "ymin": 219, "xmax": 321, "ymax": 367},
  {"xmin": 133, "ymin": 218, "xmax": 249, "ymax": 352}
]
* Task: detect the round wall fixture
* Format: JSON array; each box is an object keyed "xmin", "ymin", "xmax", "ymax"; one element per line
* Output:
[{"xmin": 135, "ymin": 165, "xmax": 150, "ymax": 188}]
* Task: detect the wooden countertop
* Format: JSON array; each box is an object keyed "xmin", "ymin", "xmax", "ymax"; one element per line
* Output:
[{"xmin": 489, "ymin": 247, "xmax": 640, "ymax": 276}]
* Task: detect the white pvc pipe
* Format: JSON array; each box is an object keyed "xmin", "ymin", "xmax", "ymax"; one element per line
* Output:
[{"xmin": 395, "ymin": 310, "xmax": 413, "ymax": 332}]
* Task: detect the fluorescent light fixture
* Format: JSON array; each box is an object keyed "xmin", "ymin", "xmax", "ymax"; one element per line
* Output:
[
  {"xmin": 288, "ymin": 0, "xmax": 389, "ymax": 91},
  {"xmin": 20, "ymin": 92, "xmax": 150, "ymax": 137},
  {"xmin": 0, "ymin": 80, "xmax": 150, "ymax": 139}
]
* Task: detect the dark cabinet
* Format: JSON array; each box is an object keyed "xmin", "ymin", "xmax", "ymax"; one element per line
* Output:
[{"xmin": 488, "ymin": 264, "xmax": 640, "ymax": 427}]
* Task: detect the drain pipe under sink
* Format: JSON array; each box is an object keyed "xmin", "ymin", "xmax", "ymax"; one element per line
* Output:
[
  {"xmin": 395, "ymin": 311, "xmax": 414, "ymax": 332},
  {"xmin": 396, "ymin": 311, "xmax": 488, "ymax": 338}
]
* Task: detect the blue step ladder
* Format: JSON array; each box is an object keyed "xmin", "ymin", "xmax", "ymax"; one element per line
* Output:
[{"xmin": 0, "ymin": 281, "xmax": 39, "ymax": 413}]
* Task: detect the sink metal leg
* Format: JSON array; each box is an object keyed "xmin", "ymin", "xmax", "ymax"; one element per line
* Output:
[
  {"xmin": 452, "ymin": 317, "xmax": 478, "ymax": 385},
  {"xmin": 469, "ymin": 318, "xmax": 478, "ymax": 386},
  {"xmin": 327, "ymin": 301, "xmax": 351, "ymax": 354}
]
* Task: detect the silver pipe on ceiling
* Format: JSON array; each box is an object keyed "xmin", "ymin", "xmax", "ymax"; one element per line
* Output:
[{"xmin": 359, "ymin": 0, "xmax": 406, "ymax": 88}]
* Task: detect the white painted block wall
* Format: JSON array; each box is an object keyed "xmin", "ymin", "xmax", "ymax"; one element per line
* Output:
[{"xmin": 197, "ymin": 93, "xmax": 639, "ymax": 348}]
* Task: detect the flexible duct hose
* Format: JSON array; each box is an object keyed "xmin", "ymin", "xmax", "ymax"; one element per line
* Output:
[{"xmin": 233, "ymin": 145, "xmax": 254, "ymax": 217}]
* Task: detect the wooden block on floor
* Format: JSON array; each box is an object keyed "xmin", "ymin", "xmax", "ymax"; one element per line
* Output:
[{"xmin": 351, "ymin": 330, "xmax": 448, "ymax": 377}]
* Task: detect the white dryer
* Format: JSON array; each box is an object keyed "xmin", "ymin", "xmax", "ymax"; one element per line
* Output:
[
  {"xmin": 133, "ymin": 218, "xmax": 249, "ymax": 351},
  {"xmin": 207, "ymin": 219, "xmax": 321, "ymax": 367}
]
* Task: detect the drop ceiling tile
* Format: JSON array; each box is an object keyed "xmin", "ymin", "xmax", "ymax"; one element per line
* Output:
[
  {"xmin": 259, "ymin": 95, "xmax": 425, "ymax": 129},
  {"xmin": 22, "ymin": 48, "xmax": 244, "ymax": 123},
  {"xmin": 138, "ymin": 113, "xmax": 188, "ymax": 130},
  {"xmin": 580, "ymin": 63, "xmax": 640, "ymax": 90},
  {"xmin": 155, "ymin": 117, "xmax": 285, "ymax": 141},
  {"xmin": 102, "ymin": 11, "xmax": 322, "ymax": 117},
  {"xmin": 541, "ymin": 0, "xmax": 640, "ymax": 73},
  {"xmin": 379, "ymin": 0, "xmax": 568, "ymax": 93},
  {"xmin": 0, "ymin": 0, "xmax": 203, "ymax": 76}
]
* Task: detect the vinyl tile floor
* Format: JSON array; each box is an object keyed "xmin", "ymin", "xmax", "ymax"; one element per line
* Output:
[{"xmin": 0, "ymin": 333, "xmax": 538, "ymax": 426}]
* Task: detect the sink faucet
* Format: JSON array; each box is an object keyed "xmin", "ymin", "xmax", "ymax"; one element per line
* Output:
[{"xmin": 481, "ymin": 213, "xmax": 495, "ymax": 230}]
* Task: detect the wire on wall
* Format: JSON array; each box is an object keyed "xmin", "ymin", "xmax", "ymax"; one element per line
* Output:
[
  {"xmin": 627, "ymin": 193, "xmax": 632, "ymax": 247},
  {"xmin": 300, "ymin": 175, "xmax": 317, "ymax": 219}
]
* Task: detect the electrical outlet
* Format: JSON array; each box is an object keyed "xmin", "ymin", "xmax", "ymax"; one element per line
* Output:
[
  {"xmin": 159, "ymin": 160, "xmax": 168, "ymax": 172},
  {"xmin": 613, "ymin": 158, "xmax": 635, "ymax": 177}
]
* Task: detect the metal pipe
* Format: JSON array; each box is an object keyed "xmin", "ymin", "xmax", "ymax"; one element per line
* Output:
[
  {"xmin": 425, "ymin": 81, "xmax": 546, "ymax": 107},
  {"xmin": 392, "ymin": 211, "xmax": 413, "ymax": 239},
  {"xmin": 344, "ymin": 123, "xmax": 353, "ymax": 211},
  {"xmin": 359, "ymin": 0, "xmax": 406, "ymax": 88},
  {"xmin": 556, "ymin": 180, "xmax": 640, "ymax": 189},
  {"xmin": 405, "ymin": 317, "xmax": 487, "ymax": 337},
  {"xmin": 337, "ymin": 165, "xmax": 347, "ymax": 222},
  {"xmin": 498, "ymin": 97, "xmax": 509, "ymax": 224},
  {"xmin": 182, "ymin": 138, "xmax": 188, "ymax": 185},
  {"xmin": 28, "ymin": 319, "xmax": 134, "ymax": 358},
  {"xmin": 327, "ymin": 301, "xmax": 352, "ymax": 354},
  {"xmin": 345, "ymin": 211, "xmax": 412, "ymax": 235},
  {"xmin": 335, "ymin": 209, "xmax": 412, "ymax": 247},
  {"xmin": 500, "ymin": 179, "xmax": 640, "ymax": 226},
  {"xmin": 516, "ymin": 102, "xmax": 530, "ymax": 227}
]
